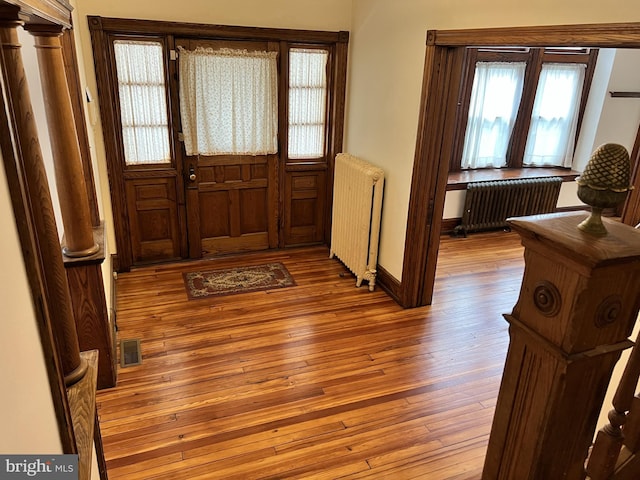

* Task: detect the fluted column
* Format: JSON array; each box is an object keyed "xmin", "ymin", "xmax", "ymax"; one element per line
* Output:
[
  {"xmin": 0, "ymin": 13, "xmax": 87, "ymax": 385},
  {"xmin": 25, "ymin": 24, "xmax": 98, "ymax": 258}
]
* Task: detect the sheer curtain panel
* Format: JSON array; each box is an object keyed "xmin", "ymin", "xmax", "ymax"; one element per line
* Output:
[
  {"xmin": 114, "ymin": 40, "xmax": 171, "ymax": 165},
  {"xmin": 178, "ymin": 47, "xmax": 278, "ymax": 156},
  {"xmin": 523, "ymin": 63, "xmax": 586, "ymax": 167},
  {"xmin": 288, "ymin": 48, "xmax": 329, "ymax": 159},
  {"xmin": 461, "ymin": 62, "xmax": 526, "ymax": 169}
]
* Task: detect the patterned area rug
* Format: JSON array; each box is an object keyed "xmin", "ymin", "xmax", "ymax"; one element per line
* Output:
[{"xmin": 183, "ymin": 262, "xmax": 296, "ymax": 300}]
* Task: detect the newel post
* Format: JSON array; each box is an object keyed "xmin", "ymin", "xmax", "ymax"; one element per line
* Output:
[{"xmin": 482, "ymin": 212, "xmax": 640, "ymax": 480}]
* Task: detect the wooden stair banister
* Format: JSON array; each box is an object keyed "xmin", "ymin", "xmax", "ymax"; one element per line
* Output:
[
  {"xmin": 623, "ymin": 394, "xmax": 640, "ymax": 453},
  {"xmin": 587, "ymin": 328, "xmax": 640, "ymax": 479},
  {"xmin": 482, "ymin": 212, "xmax": 640, "ymax": 480}
]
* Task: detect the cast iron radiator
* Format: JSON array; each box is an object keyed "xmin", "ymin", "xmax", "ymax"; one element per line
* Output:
[
  {"xmin": 454, "ymin": 177, "xmax": 563, "ymax": 237},
  {"xmin": 330, "ymin": 153, "xmax": 385, "ymax": 291}
]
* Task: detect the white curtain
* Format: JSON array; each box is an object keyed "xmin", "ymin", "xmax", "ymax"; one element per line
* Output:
[
  {"xmin": 114, "ymin": 40, "xmax": 171, "ymax": 165},
  {"xmin": 461, "ymin": 62, "xmax": 526, "ymax": 169},
  {"xmin": 523, "ymin": 63, "xmax": 586, "ymax": 167},
  {"xmin": 288, "ymin": 48, "xmax": 329, "ymax": 159},
  {"xmin": 178, "ymin": 47, "xmax": 278, "ymax": 156}
]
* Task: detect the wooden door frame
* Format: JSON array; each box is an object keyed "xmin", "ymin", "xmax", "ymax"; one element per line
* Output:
[
  {"xmin": 400, "ymin": 22, "xmax": 640, "ymax": 308},
  {"xmin": 621, "ymin": 122, "xmax": 640, "ymax": 226},
  {"xmin": 89, "ymin": 16, "xmax": 349, "ymax": 271}
]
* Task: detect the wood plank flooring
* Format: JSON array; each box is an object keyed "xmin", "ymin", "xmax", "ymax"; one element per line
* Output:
[{"xmin": 97, "ymin": 231, "xmax": 525, "ymax": 479}]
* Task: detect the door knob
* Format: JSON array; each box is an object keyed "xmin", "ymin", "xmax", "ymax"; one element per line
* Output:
[{"xmin": 188, "ymin": 165, "xmax": 196, "ymax": 182}]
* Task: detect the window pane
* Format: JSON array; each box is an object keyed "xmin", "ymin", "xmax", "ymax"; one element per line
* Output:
[
  {"xmin": 288, "ymin": 48, "xmax": 329, "ymax": 159},
  {"xmin": 178, "ymin": 47, "xmax": 278, "ymax": 156},
  {"xmin": 523, "ymin": 63, "xmax": 586, "ymax": 167},
  {"xmin": 114, "ymin": 40, "xmax": 171, "ymax": 165},
  {"xmin": 461, "ymin": 62, "xmax": 526, "ymax": 169}
]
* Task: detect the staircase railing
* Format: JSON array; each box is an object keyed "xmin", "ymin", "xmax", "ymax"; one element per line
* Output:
[
  {"xmin": 587, "ymin": 327, "xmax": 640, "ymax": 480},
  {"xmin": 481, "ymin": 212, "xmax": 640, "ymax": 480}
]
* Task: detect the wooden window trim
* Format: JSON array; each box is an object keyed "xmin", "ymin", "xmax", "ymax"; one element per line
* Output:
[
  {"xmin": 286, "ymin": 43, "xmax": 334, "ymax": 165},
  {"xmin": 446, "ymin": 166, "xmax": 579, "ymax": 191},
  {"xmin": 104, "ymin": 34, "xmax": 175, "ymax": 172},
  {"xmin": 450, "ymin": 46, "xmax": 598, "ymax": 173}
]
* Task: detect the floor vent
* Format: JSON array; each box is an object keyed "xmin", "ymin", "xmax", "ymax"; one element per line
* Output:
[{"xmin": 120, "ymin": 339, "xmax": 142, "ymax": 367}]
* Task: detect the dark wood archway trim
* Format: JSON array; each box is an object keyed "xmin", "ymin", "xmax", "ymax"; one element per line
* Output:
[
  {"xmin": 400, "ymin": 22, "xmax": 640, "ymax": 308},
  {"xmin": 622, "ymin": 124, "xmax": 640, "ymax": 226}
]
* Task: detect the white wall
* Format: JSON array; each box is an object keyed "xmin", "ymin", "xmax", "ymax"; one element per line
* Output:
[
  {"xmin": 347, "ymin": 0, "xmax": 640, "ymax": 280},
  {"xmin": 589, "ymin": 49, "xmax": 640, "ymax": 162},
  {"xmin": 0, "ymin": 153, "xmax": 62, "ymax": 454}
]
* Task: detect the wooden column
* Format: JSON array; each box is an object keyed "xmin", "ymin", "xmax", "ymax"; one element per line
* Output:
[
  {"xmin": 25, "ymin": 24, "xmax": 97, "ymax": 257},
  {"xmin": 25, "ymin": 24, "xmax": 115, "ymax": 388},
  {"xmin": 482, "ymin": 212, "xmax": 640, "ymax": 480},
  {"xmin": 0, "ymin": 10, "xmax": 86, "ymax": 385},
  {"xmin": 63, "ymin": 224, "xmax": 116, "ymax": 389}
]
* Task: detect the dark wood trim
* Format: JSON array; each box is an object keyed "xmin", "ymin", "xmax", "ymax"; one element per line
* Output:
[
  {"xmin": 610, "ymin": 91, "xmax": 640, "ymax": 98},
  {"xmin": 622, "ymin": 121, "xmax": 640, "ymax": 226},
  {"xmin": 61, "ymin": 27, "xmax": 100, "ymax": 227},
  {"xmin": 1, "ymin": 0, "xmax": 70, "ymax": 27},
  {"xmin": 440, "ymin": 218, "xmax": 461, "ymax": 234},
  {"xmin": 376, "ymin": 264, "xmax": 402, "ymax": 306},
  {"xmin": 63, "ymin": 224, "xmax": 116, "ymax": 389},
  {"xmin": 506, "ymin": 48, "xmax": 541, "ymax": 168},
  {"xmin": 325, "ymin": 39, "xmax": 349, "ymax": 245},
  {"xmin": 400, "ymin": 45, "xmax": 464, "ymax": 308},
  {"xmin": 426, "ymin": 22, "xmax": 640, "ymax": 47},
  {"xmin": 449, "ymin": 47, "xmax": 477, "ymax": 173},
  {"xmin": 88, "ymin": 15, "xmax": 348, "ymax": 44},
  {"xmin": 88, "ymin": 21, "xmax": 133, "ymax": 271},
  {"xmin": 277, "ymin": 40, "xmax": 289, "ymax": 248},
  {"xmin": 404, "ymin": 22, "xmax": 640, "ymax": 308},
  {"xmin": 446, "ymin": 167, "xmax": 579, "ymax": 191}
]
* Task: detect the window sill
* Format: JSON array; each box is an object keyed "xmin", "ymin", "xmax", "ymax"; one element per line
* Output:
[{"xmin": 446, "ymin": 167, "xmax": 579, "ymax": 191}]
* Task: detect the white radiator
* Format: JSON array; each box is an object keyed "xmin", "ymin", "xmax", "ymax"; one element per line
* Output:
[{"xmin": 330, "ymin": 153, "xmax": 384, "ymax": 291}]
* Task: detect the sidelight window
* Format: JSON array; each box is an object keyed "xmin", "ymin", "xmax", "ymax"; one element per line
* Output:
[
  {"xmin": 288, "ymin": 48, "xmax": 329, "ymax": 159},
  {"xmin": 113, "ymin": 40, "xmax": 171, "ymax": 165}
]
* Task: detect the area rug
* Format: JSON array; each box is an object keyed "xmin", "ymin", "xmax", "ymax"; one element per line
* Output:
[{"xmin": 183, "ymin": 262, "xmax": 296, "ymax": 300}]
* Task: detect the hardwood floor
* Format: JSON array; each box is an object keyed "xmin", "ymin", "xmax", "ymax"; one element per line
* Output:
[{"xmin": 97, "ymin": 230, "xmax": 525, "ymax": 479}]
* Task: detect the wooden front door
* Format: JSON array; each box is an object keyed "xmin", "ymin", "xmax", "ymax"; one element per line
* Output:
[
  {"xmin": 185, "ymin": 154, "xmax": 278, "ymax": 257},
  {"xmin": 90, "ymin": 19, "xmax": 348, "ymax": 271},
  {"xmin": 176, "ymin": 38, "xmax": 279, "ymax": 258}
]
